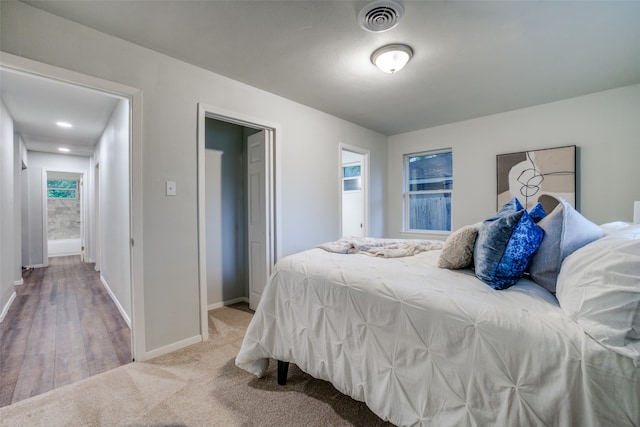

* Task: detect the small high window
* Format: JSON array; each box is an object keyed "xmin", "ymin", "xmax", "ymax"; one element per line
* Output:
[
  {"xmin": 403, "ymin": 150, "xmax": 452, "ymax": 232},
  {"xmin": 343, "ymin": 164, "xmax": 362, "ymax": 191},
  {"xmin": 47, "ymin": 179, "xmax": 78, "ymax": 199}
]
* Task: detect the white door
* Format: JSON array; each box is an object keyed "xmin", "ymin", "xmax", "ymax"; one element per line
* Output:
[
  {"xmin": 342, "ymin": 191, "xmax": 363, "ymax": 237},
  {"xmin": 341, "ymin": 149, "xmax": 367, "ymax": 238},
  {"xmin": 247, "ymin": 131, "xmax": 268, "ymax": 310}
]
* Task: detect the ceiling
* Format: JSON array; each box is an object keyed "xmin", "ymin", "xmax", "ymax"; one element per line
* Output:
[
  {"xmin": 0, "ymin": 69, "xmax": 121, "ymax": 156},
  {"xmin": 5, "ymin": 1, "xmax": 640, "ymax": 144}
]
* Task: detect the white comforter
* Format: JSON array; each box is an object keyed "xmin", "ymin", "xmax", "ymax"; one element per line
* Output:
[{"xmin": 236, "ymin": 248, "xmax": 640, "ymax": 426}]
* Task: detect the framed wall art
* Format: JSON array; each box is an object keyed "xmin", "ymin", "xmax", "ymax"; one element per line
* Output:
[{"xmin": 496, "ymin": 145, "xmax": 576, "ymax": 214}]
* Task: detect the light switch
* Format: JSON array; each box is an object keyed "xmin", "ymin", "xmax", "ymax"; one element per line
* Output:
[{"xmin": 166, "ymin": 181, "xmax": 177, "ymax": 196}]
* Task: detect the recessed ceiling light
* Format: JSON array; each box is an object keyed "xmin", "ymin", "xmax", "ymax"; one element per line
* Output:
[
  {"xmin": 56, "ymin": 121, "xmax": 73, "ymax": 128},
  {"xmin": 58, "ymin": 147, "xmax": 70, "ymax": 152}
]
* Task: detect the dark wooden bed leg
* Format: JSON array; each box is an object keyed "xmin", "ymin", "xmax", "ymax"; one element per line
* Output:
[{"xmin": 277, "ymin": 360, "xmax": 289, "ymax": 386}]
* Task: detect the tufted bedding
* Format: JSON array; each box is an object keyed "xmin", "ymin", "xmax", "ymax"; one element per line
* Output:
[{"xmin": 235, "ymin": 246, "xmax": 640, "ymax": 426}]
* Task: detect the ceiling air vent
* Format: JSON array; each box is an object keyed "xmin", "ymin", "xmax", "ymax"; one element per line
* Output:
[{"xmin": 357, "ymin": 0, "xmax": 404, "ymax": 33}]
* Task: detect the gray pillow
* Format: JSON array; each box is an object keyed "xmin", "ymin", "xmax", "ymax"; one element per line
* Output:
[
  {"xmin": 438, "ymin": 223, "xmax": 481, "ymax": 269},
  {"xmin": 529, "ymin": 199, "xmax": 604, "ymax": 293}
]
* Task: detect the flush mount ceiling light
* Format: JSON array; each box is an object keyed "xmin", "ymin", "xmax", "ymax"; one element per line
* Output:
[
  {"xmin": 371, "ymin": 44, "xmax": 413, "ymax": 73},
  {"xmin": 56, "ymin": 121, "xmax": 73, "ymax": 128},
  {"xmin": 358, "ymin": 0, "xmax": 404, "ymax": 33},
  {"xmin": 58, "ymin": 147, "xmax": 70, "ymax": 152}
]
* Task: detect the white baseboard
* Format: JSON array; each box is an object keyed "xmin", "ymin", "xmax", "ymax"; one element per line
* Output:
[
  {"xmin": 14, "ymin": 278, "xmax": 24, "ymax": 286},
  {"xmin": 144, "ymin": 335, "xmax": 202, "ymax": 360},
  {"xmin": 100, "ymin": 275, "xmax": 132, "ymax": 328},
  {"xmin": 0, "ymin": 291, "xmax": 17, "ymax": 323},
  {"xmin": 207, "ymin": 296, "xmax": 249, "ymax": 311},
  {"xmin": 24, "ymin": 264, "xmax": 47, "ymax": 269}
]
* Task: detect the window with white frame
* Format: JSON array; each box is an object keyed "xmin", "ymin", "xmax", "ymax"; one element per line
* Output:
[{"xmin": 403, "ymin": 149, "xmax": 452, "ymax": 232}]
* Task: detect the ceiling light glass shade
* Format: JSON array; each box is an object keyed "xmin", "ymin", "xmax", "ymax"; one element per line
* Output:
[
  {"xmin": 58, "ymin": 147, "xmax": 70, "ymax": 152},
  {"xmin": 56, "ymin": 121, "xmax": 72, "ymax": 128},
  {"xmin": 371, "ymin": 44, "xmax": 413, "ymax": 73}
]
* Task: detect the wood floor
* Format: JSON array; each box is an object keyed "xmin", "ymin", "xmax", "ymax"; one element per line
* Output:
[{"xmin": 0, "ymin": 256, "xmax": 131, "ymax": 407}]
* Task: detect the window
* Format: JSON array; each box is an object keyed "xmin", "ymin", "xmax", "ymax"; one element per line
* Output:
[
  {"xmin": 343, "ymin": 164, "xmax": 361, "ymax": 191},
  {"xmin": 404, "ymin": 150, "xmax": 452, "ymax": 232},
  {"xmin": 47, "ymin": 179, "xmax": 78, "ymax": 199}
]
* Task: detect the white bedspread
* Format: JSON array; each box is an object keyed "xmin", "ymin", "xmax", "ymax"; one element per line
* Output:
[{"xmin": 236, "ymin": 248, "xmax": 640, "ymax": 426}]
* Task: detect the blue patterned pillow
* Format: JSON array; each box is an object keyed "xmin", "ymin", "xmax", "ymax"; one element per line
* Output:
[
  {"xmin": 528, "ymin": 202, "xmax": 546, "ymax": 223},
  {"xmin": 474, "ymin": 209, "xmax": 544, "ymax": 290}
]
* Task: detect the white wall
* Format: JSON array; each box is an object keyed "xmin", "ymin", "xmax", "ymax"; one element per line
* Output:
[
  {"xmin": 13, "ymin": 134, "xmax": 24, "ymax": 283},
  {"xmin": 387, "ymin": 84, "xmax": 640, "ymax": 238},
  {"xmin": 0, "ymin": 1, "xmax": 388, "ymax": 353},
  {"xmin": 0, "ymin": 100, "xmax": 15, "ymax": 319},
  {"xmin": 93, "ymin": 98, "xmax": 131, "ymax": 321},
  {"xmin": 23, "ymin": 152, "xmax": 90, "ymax": 266}
]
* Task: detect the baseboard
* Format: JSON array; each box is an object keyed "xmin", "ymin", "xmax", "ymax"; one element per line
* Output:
[
  {"xmin": 100, "ymin": 275, "xmax": 132, "ymax": 329},
  {"xmin": 0, "ymin": 291, "xmax": 17, "ymax": 323},
  {"xmin": 14, "ymin": 278, "xmax": 24, "ymax": 286},
  {"xmin": 207, "ymin": 296, "xmax": 249, "ymax": 311},
  {"xmin": 144, "ymin": 335, "xmax": 202, "ymax": 360},
  {"xmin": 24, "ymin": 264, "xmax": 47, "ymax": 269},
  {"xmin": 49, "ymin": 252, "xmax": 81, "ymax": 257}
]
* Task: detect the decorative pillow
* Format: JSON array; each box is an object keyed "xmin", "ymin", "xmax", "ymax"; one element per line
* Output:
[
  {"xmin": 556, "ymin": 224, "xmax": 640, "ymax": 365},
  {"xmin": 474, "ymin": 210, "xmax": 543, "ymax": 290},
  {"xmin": 487, "ymin": 198, "xmax": 524, "ymax": 221},
  {"xmin": 528, "ymin": 202, "xmax": 546, "ymax": 223},
  {"xmin": 529, "ymin": 199, "xmax": 604, "ymax": 293},
  {"xmin": 438, "ymin": 223, "xmax": 481, "ymax": 269},
  {"xmin": 488, "ymin": 198, "xmax": 545, "ymax": 223}
]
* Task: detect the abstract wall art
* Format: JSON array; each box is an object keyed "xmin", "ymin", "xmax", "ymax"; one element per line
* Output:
[{"xmin": 497, "ymin": 145, "xmax": 576, "ymax": 214}]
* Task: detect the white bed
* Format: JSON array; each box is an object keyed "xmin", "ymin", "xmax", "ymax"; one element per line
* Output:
[{"xmin": 236, "ymin": 227, "xmax": 640, "ymax": 426}]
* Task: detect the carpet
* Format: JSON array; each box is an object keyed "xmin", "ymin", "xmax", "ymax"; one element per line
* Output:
[{"xmin": 0, "ymin": 304, "xmax": 391, "ymax": 426}]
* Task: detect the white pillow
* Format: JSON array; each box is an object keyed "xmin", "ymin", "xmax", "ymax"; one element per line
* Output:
[{"xmin": 556, "ymin": 223, "xmax": 640, "ymax": 366}]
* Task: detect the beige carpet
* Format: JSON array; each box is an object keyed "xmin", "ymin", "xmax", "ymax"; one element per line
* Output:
[{"xmin": 0, "ymin": 304, "xmax": 391, "ymax": 426}]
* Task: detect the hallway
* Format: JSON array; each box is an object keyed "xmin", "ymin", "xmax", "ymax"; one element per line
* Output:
[{"xmin": 0, "ymin": 256, "xmax": 131, "ymax": 407}]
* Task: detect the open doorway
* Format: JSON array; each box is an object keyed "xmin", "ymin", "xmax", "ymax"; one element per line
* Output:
[
  {"xmin": 0, "ymin": 54, "xmax": 143, "ymax": 405},
  {"xmin": 44, "ymin": 170, "xmax": 84, "ymax": 259},
  {"xmin": 197, "ymin": 104, "xmax": 280, "ymax": 339}
]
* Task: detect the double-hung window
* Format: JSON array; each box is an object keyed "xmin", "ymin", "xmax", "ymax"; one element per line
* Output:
[{"xmin": 403, "ymin": 149, "xmax": 452, "ymax": 232}]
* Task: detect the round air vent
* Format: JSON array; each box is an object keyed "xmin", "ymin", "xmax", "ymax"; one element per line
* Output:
[{"xmin": 357, "ymin": 0, "xmax": 404, "ymax": 33}]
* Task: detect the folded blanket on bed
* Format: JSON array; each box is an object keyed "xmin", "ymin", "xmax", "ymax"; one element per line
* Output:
[{"xmin": 318, "ymin": 237, "xmax": 443, "ymax": 258}]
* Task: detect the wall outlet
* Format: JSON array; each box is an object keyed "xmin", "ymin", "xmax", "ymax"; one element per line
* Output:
[{"xmin": 166, "ymin": 181, "xmax": 177, "ymax": 196}]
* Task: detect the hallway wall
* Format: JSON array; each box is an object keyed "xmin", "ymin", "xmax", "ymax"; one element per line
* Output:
[
  {"xmin": 0, "ymin": 100, "xmax": 15, "ymax": 320},
  {"xmin": 22, "ymin": 152, "xmax": 90, "ymax": 267}
]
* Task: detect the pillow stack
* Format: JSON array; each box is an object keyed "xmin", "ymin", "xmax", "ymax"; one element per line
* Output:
[
  {"xmin": 473, "ymin": 198, "xmax": 544, "ymax": 290},
  {"xmin": 439, "ymin": 197, "xmax": 605, "ymax": 292}
]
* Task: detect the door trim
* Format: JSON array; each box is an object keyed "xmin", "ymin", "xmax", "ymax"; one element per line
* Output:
[
  {"xmin": 339, "ymin": 143, "xmax": 370, "ymax": 237},
  {"xmin": 1, "ymin": 52, "xmax": 145, "ymax": 361},
  {"xmin": 197, "ymin": 103, "xmax": 281, "ymax": 340}
]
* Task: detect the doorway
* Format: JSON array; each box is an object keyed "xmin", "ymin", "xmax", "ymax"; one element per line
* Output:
[
  {"xmin": 1, "ymin": 53, "xmax": 144, "ymax": 362},
  {"xmin": 44, "ymin": 170, "xmax": 84, "ymax": 259},
  {"xmin": 340, "ymin": 145, "xmax": 369, "ymax": 238},
  {"xmin": 197, "ymin": 104, "xmax": 280, "ymax": 339}
]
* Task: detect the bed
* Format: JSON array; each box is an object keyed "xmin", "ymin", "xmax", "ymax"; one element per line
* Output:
[{"xmin": 236, "ymin": 201, "xmax": 640, "ymax": 426}]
